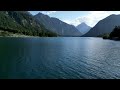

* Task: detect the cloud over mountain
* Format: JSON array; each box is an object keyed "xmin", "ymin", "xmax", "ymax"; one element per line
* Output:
[{"xmin": 63, "ymin": 11, "xmax": 120, "ymax": 27}]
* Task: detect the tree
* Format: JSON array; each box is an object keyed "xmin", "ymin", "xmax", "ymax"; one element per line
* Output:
[{"xmin": 109, "ymin": 26, "xmax": 120, "ymax": 38}]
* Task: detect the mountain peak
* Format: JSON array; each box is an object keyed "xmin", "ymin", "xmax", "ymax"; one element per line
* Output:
[
  {"xmin": 77, "ymin": 22, "xmax": 90, "ymax": 27},
  {"xmin": 76, "ymin": 22, "xmax": 91, "ymax": 35},
  {"xmin": 37, "ymin": 12, "xmax": 47, "ymax": 16},
  {"xmin": 109, "ymin": 14, "xmax": 120, "ymax": 16},
  {"xmin": 80, "ymin": 22, "xmax": 87, "ymax": 25},
  {"xmin": 37, "ymin": 12, "xmax": 43, "ymax": 15}
]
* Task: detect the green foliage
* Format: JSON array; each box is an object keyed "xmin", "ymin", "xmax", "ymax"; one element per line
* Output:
[
  {"xmin": 40, "ymin": 30, "xmax": 58, "ymax": 37},
  {"xmin": 103, "ymin": 34, "xmax": 109, "ymax": 39},
  {"xmin": 0, "ymin": 31, "xmax": 11, "ymax": 37},
  {"xmin": 97, "ymin": 33, "xmax": 110, "ymax": 39},
  {"xmin": 0, "ymin": 11, "xmax": 57, "ymax": 37},
  {"xmin": 101, "ymin": 33, "xmax": 110, "ymax": 39},
  {"xmin": 109, "ymin": 26, "xmax": 120, "ymax": 39},
  {"xmin": 101, "ymin": 26, "xmax": 120, "ymax": 40}
]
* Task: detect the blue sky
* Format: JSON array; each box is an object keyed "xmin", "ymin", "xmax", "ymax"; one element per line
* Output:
[
  {"xmin": 30, "ymin": 11, "xmax": 87, "ymax": 19},
  {"xmin": 29, "ymin": 11, "xmax": 120, "ymax": 27}
]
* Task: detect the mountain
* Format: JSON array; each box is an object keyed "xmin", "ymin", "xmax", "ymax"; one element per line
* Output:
[
  {"xmin": 34, "ymin": 13, "xmax": 82, "ymax": 36},
  {"xmin": 76, "ymin": 22, "xmax": 91, "ymax": 35},
  {"xmin": 83, "ymin": 14, "xmax": 120, "ymax": 37},
  {"xmin": 0, "ymin": 11, "xmax": 57, "ymax": 36}
]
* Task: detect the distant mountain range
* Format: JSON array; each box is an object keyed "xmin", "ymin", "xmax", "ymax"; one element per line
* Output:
[
  {"xmin": 76, "ymin": 22, "xmax": 91, "ymax": 35},
  {"xmin": 83, "ymin": 14, "xmax": 120, "ymax": 37},
  {"xmin": 0, "ymin": 11, "xmax": 83, "ymax": 37},
  {"xmin": 34, "ymin": 13, "xmax": 82, "ymax": 36},
  {"xmin": 1, "ymin": 11, "xmax": 120, "ymax": 37}
]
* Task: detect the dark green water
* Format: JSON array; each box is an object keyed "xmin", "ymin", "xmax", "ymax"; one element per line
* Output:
[{"xmin": 0, "ymin": 37, "xmax": 120, "ymax": 79}]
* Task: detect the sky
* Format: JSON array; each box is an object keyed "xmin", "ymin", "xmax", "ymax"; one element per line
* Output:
[{"xmin": 29, "ymin": 11, "xmax": 120, "ymax": 27}]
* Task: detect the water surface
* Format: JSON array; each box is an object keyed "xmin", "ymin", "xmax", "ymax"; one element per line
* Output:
[{"xmin": 0, "ymin": 37, "xmax": 120, "ymax": 79}]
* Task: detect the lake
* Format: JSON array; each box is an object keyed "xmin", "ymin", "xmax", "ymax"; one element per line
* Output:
[{"xmin": 0, "ymin": 37, "xmax": 120, "ymax": 79}]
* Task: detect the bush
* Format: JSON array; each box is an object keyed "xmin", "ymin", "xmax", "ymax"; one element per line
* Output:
[
  {"xmin": 110, "ymin": 26, "xmax": 120, "ymax": 39},
  {"xmin": 102, "ymin": 33, "xmax": 110, "ymax": 39},
  {"xmin": 0, "ymin": 31, "xmax": 11, "ymax": 37}
]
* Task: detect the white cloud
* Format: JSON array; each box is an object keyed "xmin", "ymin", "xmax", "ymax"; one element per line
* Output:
[
  {"xmin": 63, "ymin": 11, "xmax": 120, "ymax": 27},
  {"xmin": 29, "ymin": 11, "xmax": 57, "ymax": 15},
  {"xmin": 41, "ymin": 11, "xmax": 57, "ymax": 15},
  {"xmin": 63, "ymin": 20, "xmax": 73, "ymax": 25}
]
